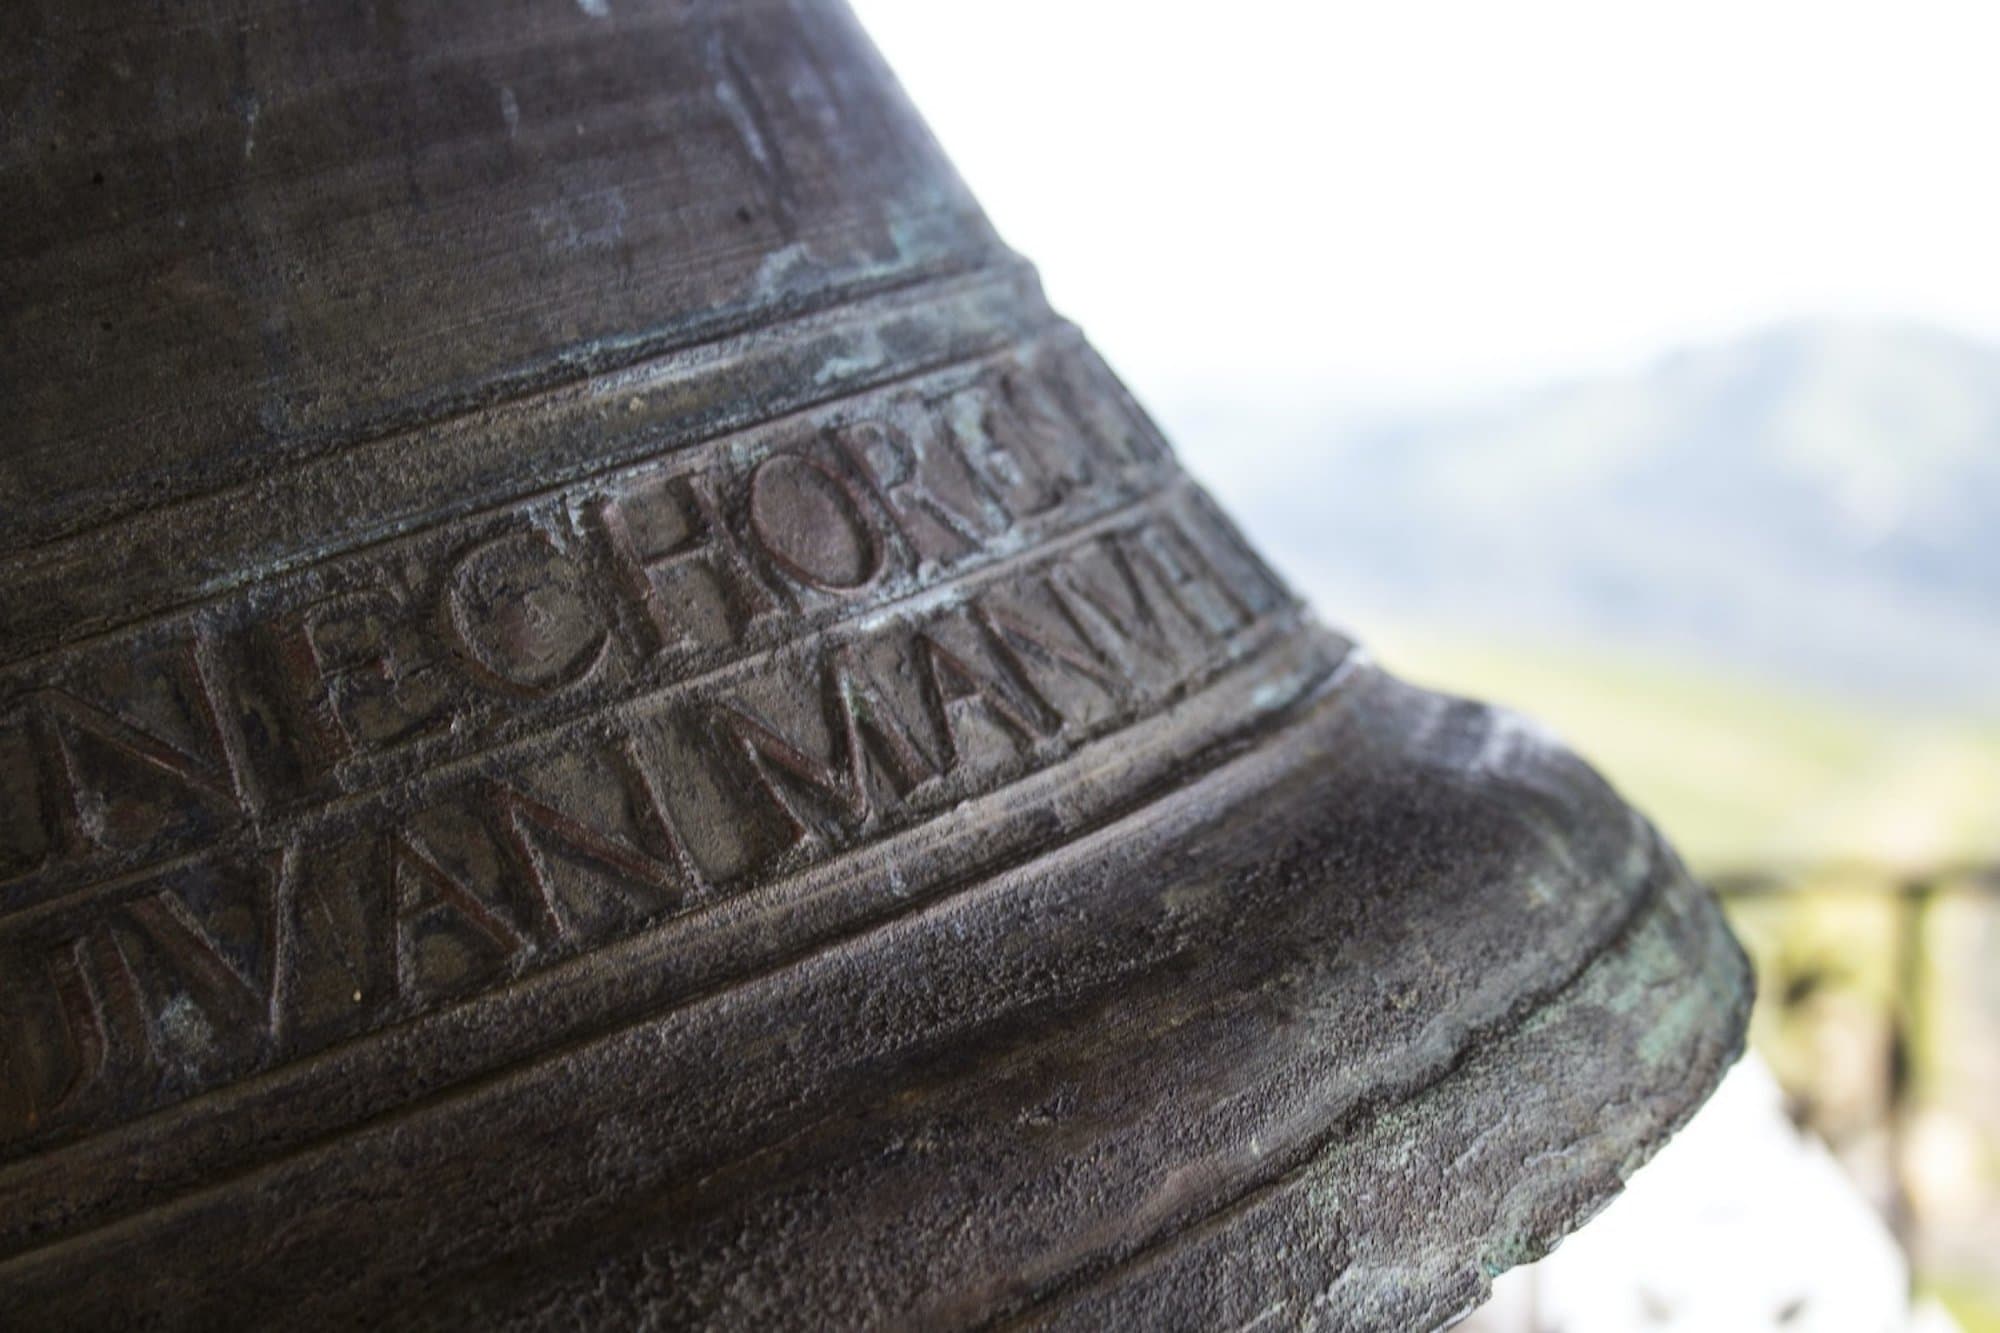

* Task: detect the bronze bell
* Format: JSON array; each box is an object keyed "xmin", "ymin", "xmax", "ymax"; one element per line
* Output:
[{"xmin": 0, "ymin": 2, "xmax": 1750, "ymax": 1327}]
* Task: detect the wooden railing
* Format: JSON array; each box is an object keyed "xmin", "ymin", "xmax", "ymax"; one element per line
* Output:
[{"xmin": 1709, "ymin": 861, "xmax": 2000, "ymax": 1268}]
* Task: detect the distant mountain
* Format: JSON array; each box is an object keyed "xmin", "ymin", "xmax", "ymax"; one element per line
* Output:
[{"xmin": 1178, "ymin": 322, "xmax": 2000, "ymax": 714}]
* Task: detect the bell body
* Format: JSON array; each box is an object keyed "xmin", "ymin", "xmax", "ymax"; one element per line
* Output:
[{"xmin": 0, "ymin": 2, "xmax": 1749, "ymax": 1327}]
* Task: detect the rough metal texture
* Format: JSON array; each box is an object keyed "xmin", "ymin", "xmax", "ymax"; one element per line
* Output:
[{"xmin": 0, "ymin": 1, "xmax": 1752, "ymax": 1327}]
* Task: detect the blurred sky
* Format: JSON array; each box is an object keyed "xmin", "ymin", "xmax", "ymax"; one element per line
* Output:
[{"xmin": 850, "ymin": 0, "xmax": 2000, "ymax": 408}]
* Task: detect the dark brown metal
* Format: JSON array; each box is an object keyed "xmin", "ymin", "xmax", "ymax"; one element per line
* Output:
[{"xmin": 0, "ymin": 2, "xmax": 1751, "ymax": 1327}]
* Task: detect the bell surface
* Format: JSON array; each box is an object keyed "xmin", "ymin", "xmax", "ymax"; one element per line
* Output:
[{"xmin": 0, "ymin": 2, "xmax": 1751, "ymax": 1328}]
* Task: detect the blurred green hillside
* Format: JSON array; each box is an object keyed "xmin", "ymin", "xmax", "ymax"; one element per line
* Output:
[{"xmin": 1359, "ymin": 623, "xmax": 2000, "ymax": 875}]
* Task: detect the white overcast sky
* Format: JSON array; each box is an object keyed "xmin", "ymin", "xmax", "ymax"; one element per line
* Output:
[{"xmin": 850, "ymin": 0, "xmax": 2000, "ymax": 406}]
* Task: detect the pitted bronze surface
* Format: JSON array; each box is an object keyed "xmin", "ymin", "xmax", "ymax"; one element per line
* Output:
[{"xmin": 0, "ymin": 2, "xmax": 1750, "ymax": 1328}]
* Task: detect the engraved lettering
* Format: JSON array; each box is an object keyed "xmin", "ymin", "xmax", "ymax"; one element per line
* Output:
[
  {"xmin": 1047, "ymin": 541, "xmax": 1181, "ymax": 673},
  {"xmin": 488, "ymin": 739, "xmax": 701, "ymax": 943},
  {"xmin": 0, "ymin": 342, "xmax": 1311, "ymax": 1146},
  {"xmin": 982, "ymin": 365, "xmax": 1093, "ymax": 509},
  {"xmin": 12, "ymin": 928, "xmax": 159, "ymax": 1127},
  {"xmin": 1179, "ymin": 488, "xmax": 1290, "ymax": 617},
  {"xmin": 272, "ymin": 588, "xmax": 405, "ymax": 777},
  {"xmin": 972, "ymin": 599, "xmax": 1125, "ymax": 718},
  {"xmin": 717, "ymin": 645, "xmax": 935, "ymax": 846},
  {"xmin": 266, "ymin": 588, "xmax": 450, "ymax": 772},
  {"xmin": 38, "ymin": 935, "xmax": 111, "ymax": 1121},
  {"xmin": 1126, "ymin": 513, "xmax": 1255, "ymax": 639},
  {"xmin": 915, "ymin": 631, "xmax": 1045, "ymax": 770},
  {"xmin": 29, "ymin": 636, "xmax": 249, "ymax": 857},
  {"xmin": 832, "ymin": 418, "xmax": 994, "ymax": 563},
  {"xmin": 593, "ymin": 471, "xmax": 777, "ymax": 655},
  {"xmin": 442, "ymin": 529, "xmax": 613, "ymax": 699},
  {"xmin": 746, "ymin": 452, "xmax": 885, "ymax": 593},
  {"xmin": 124, "ymin": 853, "xmax": 290, "ymax": 1042},
  {"xmin": 385, "ymin": 831, "xmax": 530, "ymax": 1002}
]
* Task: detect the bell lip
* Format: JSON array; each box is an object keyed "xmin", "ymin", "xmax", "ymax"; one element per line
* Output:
[
  {"xmin": 1031, "ymin": 838, "xmax": 1754, "ymax": 1332},
  {"xmin": 986, "ymin": 665, "xmax": 1757, "ymax": 1328},
  {"xmin": 0, "ymin": 641, "xmax": 1754, "ymax": 1329}
]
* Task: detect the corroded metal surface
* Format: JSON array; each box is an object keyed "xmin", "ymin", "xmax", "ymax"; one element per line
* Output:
[{"xmin": 0, "ymin": 2, "xmax": 1751, "ymax": 1327}]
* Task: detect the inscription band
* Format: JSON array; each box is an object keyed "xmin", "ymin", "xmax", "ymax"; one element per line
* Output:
[{"xmin": 1, "ymin": 312, "xmax": 1295, "ymax": 1162}]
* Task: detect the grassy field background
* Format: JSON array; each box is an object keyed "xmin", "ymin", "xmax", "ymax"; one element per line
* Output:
[{"xmin": 1356, "ymin": 622, "xmax": 2000, "ymax": 876}]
